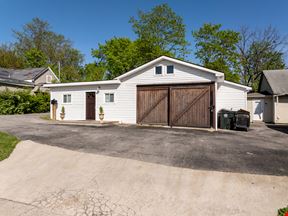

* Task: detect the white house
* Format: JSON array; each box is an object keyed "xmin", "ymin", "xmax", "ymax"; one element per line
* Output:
[{"xmin": 44, "ymin": 56, "xmax": 251, "ymax": 129}]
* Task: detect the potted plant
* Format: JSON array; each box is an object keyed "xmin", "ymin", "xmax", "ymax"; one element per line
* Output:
[
  {"xmin": 99, "ymin": 106, "xmax": 104, "ymax": 123},
  {"xmin": 60, "ymin": 106, "xmax": 65, "ymax": 120}
]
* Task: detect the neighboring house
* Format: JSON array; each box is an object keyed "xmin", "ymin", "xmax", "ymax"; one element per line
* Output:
[
  {"xmin": 45, "ymin": 56, "xmax": 251, "ymax": 129},
  {"xmin": 248, "ymin": 69, "xmax": 288, "ymax": 124},
  {"xmin": 0, "ymin": 67, "xmax": 59, "ymax": 91}
]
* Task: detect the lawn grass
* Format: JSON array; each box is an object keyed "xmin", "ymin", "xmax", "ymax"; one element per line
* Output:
[{"xmin": 0, "ymin": 132, "xmax": 19, "ymax": 161}]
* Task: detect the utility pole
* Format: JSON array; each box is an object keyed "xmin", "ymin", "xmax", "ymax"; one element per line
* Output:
[{"xmin": 58, "ymin": 61, "xmax": 61, "ymax": 82}]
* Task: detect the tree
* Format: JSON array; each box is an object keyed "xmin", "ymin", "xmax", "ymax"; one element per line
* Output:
[
  {"xmin": 59, "ymin": 65, "xmax": 82, "ymax": 82},
  {"xmin": 92, "ymin": 37, "xmax": 140, "ymax": 79},
  {"xmin": 24, "ymin": 48, "xmax": 47, "ymax": 68},
  {"xmin": 81, "ymin": 63, "xmax": 105, "ymax": 81},
  {"xmin": 130, "ymin": 4, "xmax": 188, "ymax": 58},
  {"xmin": 133, "ymin": 39, "xmax": 173, "ymax": 65},
  {"xmin": 91, "ymin": 37, "xmax": 175, "ymax": 80},
  {"xmin": 237, "ymin": 26, "xmax": 286, "ymax": 90},
  {"xmin": 0, "ymin": 45, "xmax": 24, "ymax": 68},
  {"xmin": 13, "ymin": 17, "xmax": 83, "ymax": 81},
  {"xmin": 192, "ymin": 23, "xmax": 241, "ymax": 82}
]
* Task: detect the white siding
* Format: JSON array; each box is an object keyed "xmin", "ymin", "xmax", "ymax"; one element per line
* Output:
[
  {"xmin": 51, "ymin": 84, "xmax": 120, "ymax": 121},
  {"xmin": 216, "ymin": 82, "xmax": 247, "ymax": 113},
  {"xmin": 122, "ymin": 60, "xmax": 216, "ymax": 84},
  {"xmin": 275, "ymin": 96, "xmax": 288, "ymax": 123}
]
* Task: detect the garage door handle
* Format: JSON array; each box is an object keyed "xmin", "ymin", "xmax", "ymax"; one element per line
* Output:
[{"xmin": 209, "ymin": 105, "xmax": 215, "ymax": 111}]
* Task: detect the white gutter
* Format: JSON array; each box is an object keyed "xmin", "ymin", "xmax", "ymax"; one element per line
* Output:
[
  {"xmin": 223, "ymin": 80, "xmax": 252, "ymax": 91},
  {"xmin": 44, "ymin": 80, "xmax": 121, "ymax": 88}
]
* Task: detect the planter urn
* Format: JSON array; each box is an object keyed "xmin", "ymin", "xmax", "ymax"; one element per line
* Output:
[
  {"xmin": 60, "ymin": 112, "xmax": 65, "ymax": 120},
  {"xmin": 99, "ymin": 113, "xmax": 104, "ymax": 123}
]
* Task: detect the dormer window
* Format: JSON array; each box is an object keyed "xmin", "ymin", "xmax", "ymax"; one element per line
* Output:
[
  {"xmin": 155, "ymin": 66, "xmax": 162, "ymax": 75},
  {"xmin": 167, "ymin": 65, "xmax": 174, "ymax": 74}
]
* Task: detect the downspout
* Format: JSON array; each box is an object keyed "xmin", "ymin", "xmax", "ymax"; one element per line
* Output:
[
  {"xmin": 274, "ymin": 95, "xmax": 279, "ymax": 123},
  {"xmin": 214, "ymin": 75, "xmax": 223, "ymax": 131},
  {"xmin": 214, "ymin": 82, "xmax": 218, "ymax": 130}
]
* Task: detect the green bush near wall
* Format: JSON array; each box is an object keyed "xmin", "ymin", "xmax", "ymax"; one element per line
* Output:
[
  {"xmin": 0, "ymin": 90, "xmax": 50, "ymax": 115},
  {"xmin": 278, "ymin": 206, "xmax": 288, "ymax": 216}
]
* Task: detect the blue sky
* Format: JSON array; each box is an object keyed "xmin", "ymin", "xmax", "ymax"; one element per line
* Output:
[{"xmin": 1, "ymin": 0, "xmax": 288, "ymax": 64}]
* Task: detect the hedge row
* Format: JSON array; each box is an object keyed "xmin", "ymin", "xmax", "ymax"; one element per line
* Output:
[{"xmin": 0, "ymin": 90, "xmax": 50, "ymax": 115}]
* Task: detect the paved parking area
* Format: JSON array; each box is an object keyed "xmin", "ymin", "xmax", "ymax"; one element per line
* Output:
[{"xmin": 0, "ymin": 114, "xmax": 287, "ymax": 176}]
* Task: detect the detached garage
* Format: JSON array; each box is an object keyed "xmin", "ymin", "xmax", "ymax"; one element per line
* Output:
[{"xmin": 45, "ymin": 56, "xmax": 251, "ymax": 129}]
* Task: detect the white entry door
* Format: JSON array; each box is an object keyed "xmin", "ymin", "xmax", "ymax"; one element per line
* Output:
[{"xmin": 252, "ymin": 99, "xmax": 264, "ymax": 121}]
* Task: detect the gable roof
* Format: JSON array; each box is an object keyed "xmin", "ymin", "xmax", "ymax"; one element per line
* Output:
[
  {"xmin": 0, "ymin": 67, "xmax": 47, "ymax": 81},
  {"xmin": 114, "ymin": 56, "xmax": 224, "ymax": 80},
  {"xmin": 261, "ymin": 69, "xmax": 288, "ymax": 95}
]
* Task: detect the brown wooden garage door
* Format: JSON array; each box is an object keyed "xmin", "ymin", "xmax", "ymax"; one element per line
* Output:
[
  {"xmin": 137, "ymin": 86, "xmax": 169, "ymax": 125},
  {"xmin": 170, "ymin": 85, "xmax": 211, "ymax": 127},
  {"xmin": 137, "ymin": 84, "xmax": 214, "ymax": 128}
]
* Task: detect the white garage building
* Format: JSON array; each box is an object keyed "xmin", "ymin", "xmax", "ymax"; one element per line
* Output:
[{"xmin": 45, "ymin": 56, "xmax": 251, "ymax": 129}]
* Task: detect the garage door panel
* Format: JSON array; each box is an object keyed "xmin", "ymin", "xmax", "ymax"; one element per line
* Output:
[
  {"xmin": 170, "ymin": 86, "xmax": 210, "ymax": 127},
  {"xmin": 137, "ymin": 87, "xmax": 168, "ymax": 125},
  {"xmin": 176, "ymin": 97, "xmax": 208, "ymax": 127}
]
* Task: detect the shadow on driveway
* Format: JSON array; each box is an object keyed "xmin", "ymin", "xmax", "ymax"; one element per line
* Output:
[{"xmin": 266, "ymin": 124, "xmax": 288, "ymax": 134}]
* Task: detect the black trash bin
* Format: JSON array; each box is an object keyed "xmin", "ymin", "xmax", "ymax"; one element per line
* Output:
[
  {"xmin": 218, "ymin": 109, "xmax": 236, "ymax": 130},
  {"xmin": 235, "ymin": 109, "xmax": 250, "ymax": 131}
]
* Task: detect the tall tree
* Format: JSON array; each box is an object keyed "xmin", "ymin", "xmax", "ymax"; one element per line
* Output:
[
  {"xmin": 130, "ymin": 4, "xmax": 189, "ymax": 58},
  {"xmin": 24, "ymin": 48, "xmax": 47, "ymax": 68},
  {"xmin": 192, "ymin": 23, "xmax": 241, "ymax": 82},
  {"xmin": 91, "ymin": 37, "xmax": 173, "ymax": 79},
  {"xmin": 13, "ymin": 17, "xmax": 83, "ymax": 82},
  {"xmin": 0, "ymin": 45, "xmax": 24, "ymax": 68},
  {"xmin": 237, "ymin": 26, "xmax": 286, "ymax": 90},
  {"xmin": 92, "ymin": 37, "xmax": 139, "ymax": 79}
]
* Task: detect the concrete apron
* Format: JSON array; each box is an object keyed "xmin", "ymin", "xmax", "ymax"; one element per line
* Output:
[{"xmin": 0, "ymin": 141, "xmax": 287, "ymax": 216}]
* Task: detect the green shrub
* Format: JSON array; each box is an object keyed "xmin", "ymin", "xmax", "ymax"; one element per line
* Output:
[
  {"xmin": 278, "ymin": 206, "xmax": 288, "ymax": 216},
  {"xmin": 61, "ymin": 106, "xmax": 65, "ymax": 113},
  {"xmin": 0, "ymin": 89, "xmax": 50, "ymax": 115},
  {"xmin": 99, "ymin": 106, "xmax": 104, "ymax": 114}
]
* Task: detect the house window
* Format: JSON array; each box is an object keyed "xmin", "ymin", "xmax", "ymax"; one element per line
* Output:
[
  {"xmin": 167, "ymin": 65, "xmax": 174, "ymax": 74},
  {"xmin": 105, "ymin": 93, "xmax": 114, "ymax": 103},
  {"xmin": 46, "ymin": 75, "xmax": 52, "ymax": 83},
  {"xmin": 155, "ymin": 66, "xmax": 162, "ymax": 75},
  {"xmin": 63, "ymin": 94, "xmax": 71, "ymax": 103}
]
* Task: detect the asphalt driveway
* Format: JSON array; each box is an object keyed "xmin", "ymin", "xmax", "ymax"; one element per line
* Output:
[{"xmin": 0, "ymin": 114, "xmax": 287, "ymax": 176}]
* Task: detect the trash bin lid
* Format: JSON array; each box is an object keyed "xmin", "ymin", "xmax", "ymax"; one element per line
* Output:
[{"xmin": 237, "ymin": 109, "xmax": 250, "ymax": 114}]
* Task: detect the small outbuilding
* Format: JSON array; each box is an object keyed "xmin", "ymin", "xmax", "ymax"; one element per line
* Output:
[
  {"xmin": 248, "ymin": 69, "xmax": 288, "ymax": 123},
  {"xmin": 0, "ymin": 67, "xmax": 59, "ymax": 91},
  {"xmin": 44, "ymin": 56, "xmax": 251, "ymax": 129}
]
